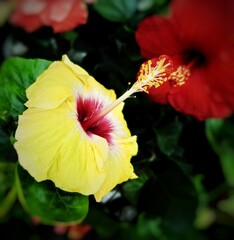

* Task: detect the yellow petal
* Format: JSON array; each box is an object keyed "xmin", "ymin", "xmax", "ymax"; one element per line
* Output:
[
  {"xmin": 48, "ymin": 131, "xmax": 108, "ymax": 195},
  {"xmin": 15, "ymin": 102, "xmax": 108, "ymax": 195},
  {"xmin": 26, "ymin": 63, "xmax": 75, "ymax": 109},
  {"xmin": 62, "ymin": 55, "xmax": 90, "ymax": 80},
  {"xmin": 93, "ymin": 102, "xmax": 138, "ymax": 202},
  {"xmin": 94, "ymin": 136, "xmax": 138, "ymax": 202}
]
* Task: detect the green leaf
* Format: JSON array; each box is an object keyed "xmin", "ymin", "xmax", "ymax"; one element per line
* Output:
[
  {"xmin": 138, "ymin": 160, "xmax": 199, "ymax": 238},
  {"xmin": 155, "ymin": 118, "xmax": 183, "ymax": 157},
  {"xmin": 136, "ymin": 213, "xmax": 166, "ymax": 240},
  {"xmin": 85, "ymin": 207, "xmax": 119, "ymax": 239},
  {"xmin": 123, "ymin": 173, "xmax": 148, "ymax": 205},
  {"xmin": 93, "ymin": 0, "xmax": 138, "ymax": 22},
  {"xmin": 16, "ymin": 165, "xmax": 89, "ymax": 225},
  {"xmin": 0, "ymin": 57, "xmax": 51, "ymax": 123},
  {"xmin": 137, "ymin": 0, "xmax": 169, "ymax": 11},
  {"xmin": 0, "ymin": 162, "xmax": 17, "ymax": 219},
  {"xmin": 206, "ymin": 117, "xmax": 234, "ymax": 186},
  {"xmin": 192, "ymin": 175, "xmax": 215, "ymax": 229}
]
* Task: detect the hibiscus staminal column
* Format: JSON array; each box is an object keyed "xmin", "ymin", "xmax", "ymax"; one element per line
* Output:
[{"xmin": 82, "ymin": 55, "xmax": 174, "ymax": 131}]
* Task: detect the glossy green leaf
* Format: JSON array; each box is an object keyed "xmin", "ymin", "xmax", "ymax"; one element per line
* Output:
[
  {"xmin": 0, "ymin": 57, "xmax": 51, "ymax": 122},
  {"xmin": 136, "ymin": 213, "xmax": 165, "ymax": 240},
  {"xmin": 138, "ymin": 160, "xmax": 199, "ymax": 238},
  {"xmin": 16, "ymin": 165, "xmax": 89, "ymax": 225},
  {"xmin": 123, "ymin": 173, "xmax": 148, "ymax": 205},
  {"xmin": 155, "ymin": 118, "xmax": 183, "ymax": 157},
  {"xmin": 206, "ymin": 117, "xmax": 234, "ymax": 186},
  {"xmin": 85, "ymin": 207, "xmax": 119, "ymax": 239},
  {"xmin": 93, "ymin": 0, "xmax": 138, "ymax": 22}
]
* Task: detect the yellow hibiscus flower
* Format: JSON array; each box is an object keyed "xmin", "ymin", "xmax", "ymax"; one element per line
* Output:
[
  {"xmin": 14, "ymin": 55, "xmax": 138, "ymax": 202},
  {"xmin": 14, "ymin": 54, "xmax": 173, "ymax": 202}
]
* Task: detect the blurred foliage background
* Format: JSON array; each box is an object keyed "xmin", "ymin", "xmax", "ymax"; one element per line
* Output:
[{"xmin": 0, "ymin": 0, "xmax": 234, "ymax": 239}]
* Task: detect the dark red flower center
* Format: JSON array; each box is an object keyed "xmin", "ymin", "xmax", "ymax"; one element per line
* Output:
[
  {"xmin": 183, "ymin": 49, "xmax": 207, "ymax": 68},
  {"xmin": 76, "ymin": 98, "xmax": 113, "ymax": 144}
]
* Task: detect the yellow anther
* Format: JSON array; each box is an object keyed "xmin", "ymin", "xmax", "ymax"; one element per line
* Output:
[
  {"xmin": 170, "ymin": 65, "xmax": 190, "ymax": 86},
  {"xmin": 133, "ymin": 56, "xmax": 173, "ymax": 93}
]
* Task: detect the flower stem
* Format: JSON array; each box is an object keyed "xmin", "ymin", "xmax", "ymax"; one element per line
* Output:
[{"xmin": 0, "ymin": 185, "xmax": 17, "ymax": 218}]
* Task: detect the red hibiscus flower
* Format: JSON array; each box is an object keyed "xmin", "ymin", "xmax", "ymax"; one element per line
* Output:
[
  {"xmin": 10, "ymin": 0, "xmax": 95, "ymax": 33},
  {"xmin": 136, "ymin": 0, "xmax": 234, "ymax": 120}
]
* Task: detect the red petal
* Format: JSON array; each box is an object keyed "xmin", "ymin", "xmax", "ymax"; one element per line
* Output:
[
  {"xmin": 171, "ymin": 0, "xmax": 234, "ymax": 57},
  {"xmin": 207, "ymin": 58, "xmax": 234, "ymax": 110},
  {"xmin": 10, "ymin": 12, "xmax": 43, "ymax": 32},
  {"xmin": 10, "ymin": 0, "xmax": 88, "ymax": 33},
  {"xmin": 168, "ymin": 68, "xmax": 232, "ymax": 120},
  {"xmin": 147, "ymin": 81, "xmax": 171, "ymax": 105},
  {"xmin": 44, "ymin": 0, "xmax": 88, "ymax": 33},
  {"xmin": 146, "ymin": 55, "xmax": 186, "ymax": 105},
  {"xmin": 9, "ymin": 0, "xmax": 46, "ymax": 32},
  {"xmin": 135, "ymin": 16, "xmax": 188, "ymax": 59}
]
